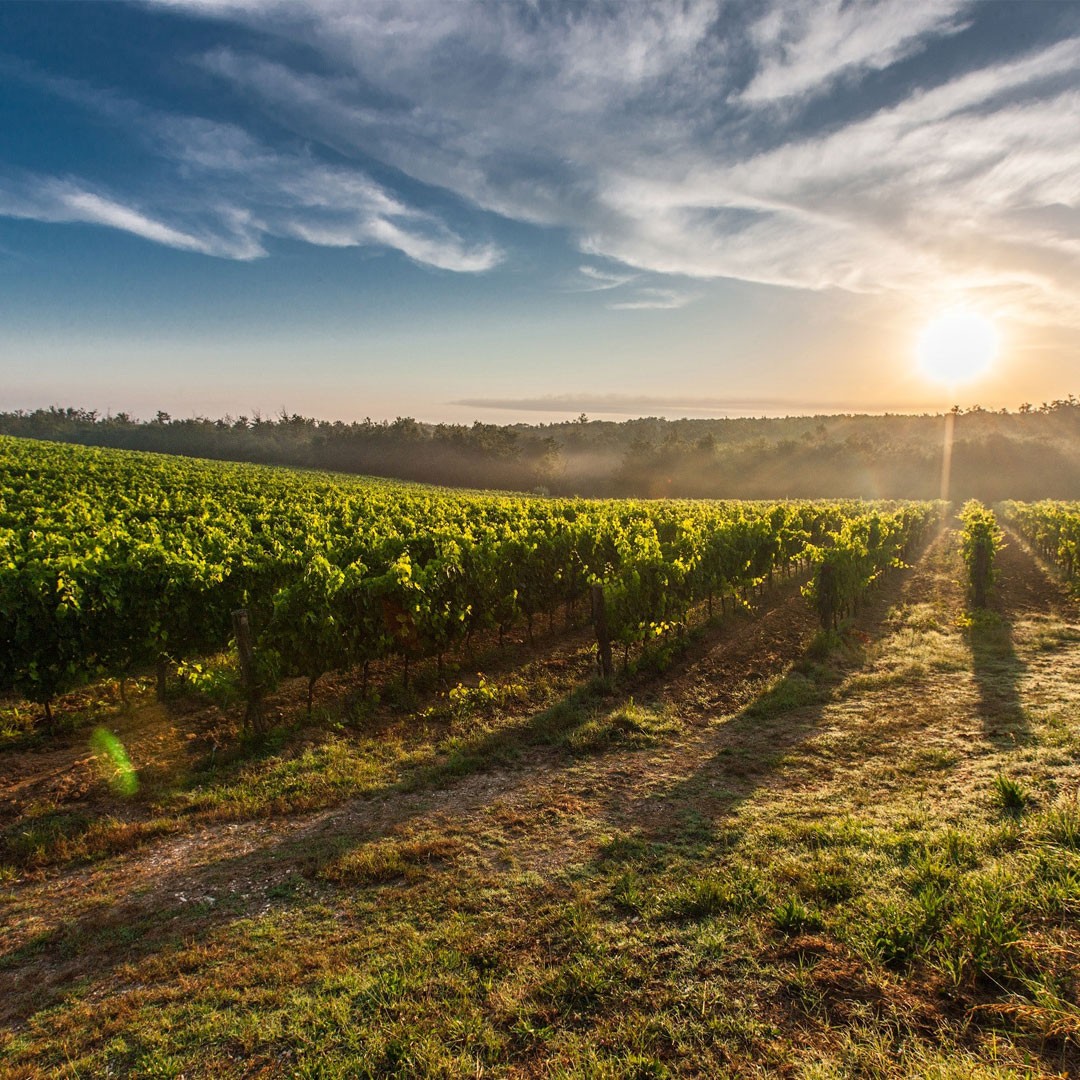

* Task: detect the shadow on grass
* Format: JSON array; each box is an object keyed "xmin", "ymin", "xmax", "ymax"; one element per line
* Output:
[
  {"xmin": 603, "ymin": 526, "xmax": 952, "ymax": 849},
  {"xmin": 961, "ymin": 526, "xmax": 1075, "ymax": 746},
  {"xmin": 0, "ymin": 536, "xmax": 938, "ymax": 1030},
  {"xmin": 608, "ymin": 632, "xmax": 867, "ymax": 850},
  {"xmin": 397, "ymin": 677, "xmax": 614, "ymax": 789},
  {"xmin": 967, "ymin": 612, "xmax": 1029, "ymax": 744},
  {"xmin": 0, "ymin": 676, "xmax": 617, "ymax": 1025}
]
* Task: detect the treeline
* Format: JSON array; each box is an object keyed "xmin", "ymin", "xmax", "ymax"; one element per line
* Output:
[
  {"xmin": 0, "ymin": 408, "xmax": 562, "ymax": 492},
  {"xmin": 3, "ymin": 398, "xmax": 1080, "ymax": 499}
]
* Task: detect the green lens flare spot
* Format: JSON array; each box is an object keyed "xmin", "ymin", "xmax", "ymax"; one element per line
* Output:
[{"xmin": 90, "ymin": 727, "xmax": 139, "ymax": 796}]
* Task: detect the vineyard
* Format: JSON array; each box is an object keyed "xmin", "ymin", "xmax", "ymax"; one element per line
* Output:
[
  {"xmin": 1, "ymin": 436, "xmax": 938, "ymax": 725},
  {"xmin": 3, "ymin": 437, "xmax": 1080, "ymax": 1078},
  {"xmin": 1002, "ymin": 500, "xmax": 1080, "ymax": 588}
]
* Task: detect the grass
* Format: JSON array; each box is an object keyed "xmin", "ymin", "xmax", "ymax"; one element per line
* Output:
[
  {"xmin": 2, "ymin": 527, "xmax": 1080, "ymax": 1076},
  {"xmin": 0, "ymin": 646, "xmax": 600, "ymax": 874},
  {"xmin": 562, "ymin": 699, "xmax": 678, "ymax": 755},
  {"xmin": 993, "ymin": 773, "xmax": 1032, "ymax": 817}
]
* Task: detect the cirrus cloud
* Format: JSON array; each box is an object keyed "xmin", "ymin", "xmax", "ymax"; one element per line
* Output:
[
  {"xmin": 9, "ymin": 0, "xmax": 1080, "ymax": 325},
  {"xmin": 0, "ymin": 63, "xmax": 502, "ymax": 272},
  {"xmin": 145, "ymin": 0, "xmax": 1080, "ymax": 325}
]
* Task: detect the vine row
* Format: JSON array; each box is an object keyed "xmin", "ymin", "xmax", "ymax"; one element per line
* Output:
[{"xmin": 1, "ymin": 436, "xmax": 939, "ymax": 723}]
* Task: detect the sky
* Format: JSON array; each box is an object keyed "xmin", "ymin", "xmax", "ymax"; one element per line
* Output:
[{"xmin": 1, "ymin": 0, "xmax": 1078, "ymax": 424}]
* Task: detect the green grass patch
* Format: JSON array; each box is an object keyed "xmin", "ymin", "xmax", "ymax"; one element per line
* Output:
[{"xmin": 563, "ymin": 700, "xmax": 678, "ymax": 755}]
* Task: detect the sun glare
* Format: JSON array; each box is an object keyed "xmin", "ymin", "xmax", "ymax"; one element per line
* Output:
[{"xmin": 916, "ymin": 309, "xmax": 999, "ymax": 385}]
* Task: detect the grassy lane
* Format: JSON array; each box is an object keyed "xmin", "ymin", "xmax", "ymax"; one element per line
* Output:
[
  {"xmin": 2, "ymin": 526, "xmax": 1079, "ymax": 1077},
  {"xmin": 0, "ymin": 566, "xmax": 819, "ymax": 1025}
]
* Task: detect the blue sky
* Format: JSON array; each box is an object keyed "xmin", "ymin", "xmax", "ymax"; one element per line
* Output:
[{"xmin": 1, "ymin": 0, "xmax": 1078, "ymax": 423}]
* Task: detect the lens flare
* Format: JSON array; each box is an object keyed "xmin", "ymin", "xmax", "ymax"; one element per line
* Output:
[{"xmin": 91, "ymin": 727, "xmax": 138, "ymax": 796}]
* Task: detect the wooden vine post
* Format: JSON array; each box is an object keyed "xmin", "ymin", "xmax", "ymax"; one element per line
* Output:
[
  {"xmin": 590, "ymin": 584, "xmax": 613, "ymax": 680},
  {"xmin": 815, "ymin": 561, "xmax": 839, "ymax": 630},
  {"xmin": 231, "ymin": 608, "xmax": 264, "ymax": 732},
  {"xmin": 155, "ymin": 656, "xmax": 169, "ymax": 702}
]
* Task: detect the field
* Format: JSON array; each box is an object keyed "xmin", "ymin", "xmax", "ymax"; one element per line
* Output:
[{"xmin": 2, "ymin": 439, "xmax": 1079, "ymax": 1078}]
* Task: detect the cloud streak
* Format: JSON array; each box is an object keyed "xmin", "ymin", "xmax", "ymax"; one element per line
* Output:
[
  {"xmin": 607, "ymin": 288, "xmax": 698, "ymax": 311},
  {"xmin": 0, "ymin": 176, "xmax": 248, "ymax": 257},
  {"xmin": 451, "ymin": 393, "xmax": 933, "ymax": 416},
  {"xmin": 159, "ymin": 0, "xmax": 1079, "ymax": 324},
  {"xmin": 0, "ymin": 70, "xmax": 501, "ymax": 271},
  {"xmin": 575, "ymin": 264, "xmax": 639, "ymax": 291},
  {"xmin": 739, "ymin": 0, "xmax": 970, "ymax": 103}
]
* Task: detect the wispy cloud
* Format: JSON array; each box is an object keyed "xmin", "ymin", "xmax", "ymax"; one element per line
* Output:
[
  {"xmin": 155, "ymin": 0, "xmax": 1079, "ymax": 324},
  {"xmin": 60, "ymin": 189, "xmax": 237, "ymax": 255},
  {"xmin": 451, "ymin": 393, "xmax": 929, "ymax": 416},
  {"xmin": 569, "ymin": 264, "xmax": 702, "ymax": 311},
  {"xmin": 739, "ymin": 0, "xmax": 970, "ymax": 104},
  {"xmin": 608, "ymin": 287, "xmax": 697, "ymax": 311},
  {"xmin": 0, "ymin": 69, "xmax": 501, "ymax": 271},
  {"xmin": 0, "ymin": 174, "xmax": 259, "ymax": 258},
  {"xmin": 10, "ymin": 0, "xmax": 1080, "ymax": 325},
  {"xmin": 575, "ymin": 264, "xmax": 638, "ymax": 291}
]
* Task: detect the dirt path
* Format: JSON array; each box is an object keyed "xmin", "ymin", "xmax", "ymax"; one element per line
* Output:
[
  {"xmin": 0, "ymin": 563, "xmax": 818, "ymax": 1005},
  {"xmin": 999, "ymin": 523, "xmax": 1080, "ymax": 616},
  {"xmin": 4, "ymin": 522, "xmax": 1076, "ymax": 1038},
  {"xmin": 741, "ymin": 520, "xmax": 1080, "ymax": 828}
]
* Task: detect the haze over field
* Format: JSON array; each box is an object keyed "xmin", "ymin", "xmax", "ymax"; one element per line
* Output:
[{"xmin": 1, "ymin": 0, "xmax": 1078, "ymax": 425}]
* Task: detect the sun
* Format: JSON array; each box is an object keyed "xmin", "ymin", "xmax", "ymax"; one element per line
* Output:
[{"xmin": 916, "ymin": 309, "xmax": 999, "ymax": 385}]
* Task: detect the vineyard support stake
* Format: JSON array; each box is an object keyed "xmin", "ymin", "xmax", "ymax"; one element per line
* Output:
[
  {"xmin": 231, "ymin": 609, "xmax": 264, "ymax": 732},
  {"xmin": 591, "ymin": 584, "xmax": 613, "ymax": 680}
]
